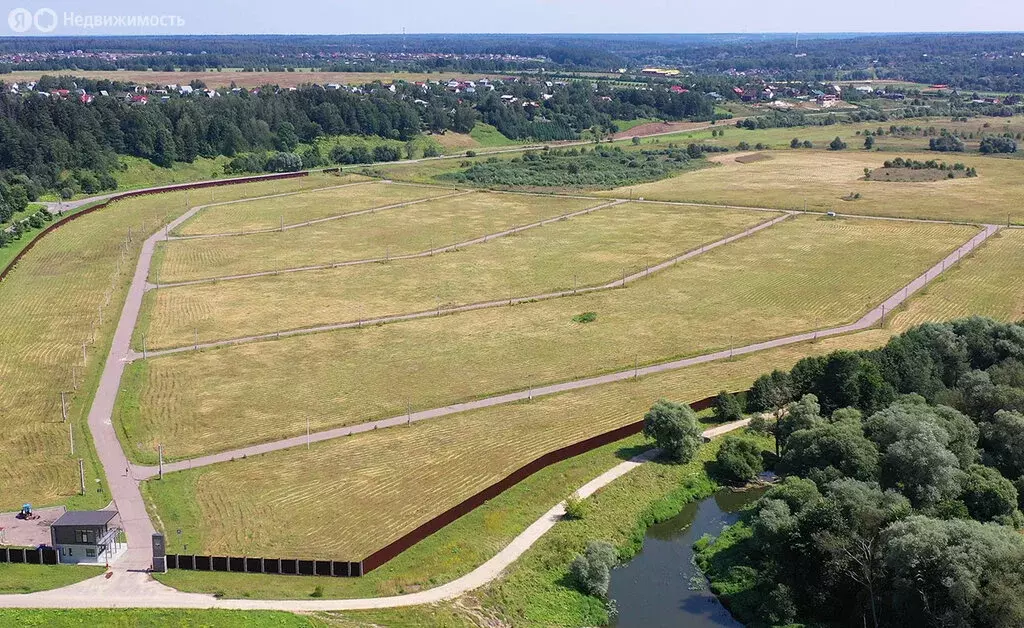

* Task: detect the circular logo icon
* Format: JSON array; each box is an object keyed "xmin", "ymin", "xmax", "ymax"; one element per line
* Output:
[
  {"xmin": 8, "ymin": 8, "xmax": 32, "ymax": 32},
  {"xmin": 33, "ymin": 8, "xmax": 57, "ymax": 32}
]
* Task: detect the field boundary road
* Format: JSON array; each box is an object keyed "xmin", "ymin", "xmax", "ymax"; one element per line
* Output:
[
  {"xmin": 133, "ymin": 211, "xmax": 792, "ymax": 357},
  {"xmin": 133, "ymin": 223, "xmax": 998, "ymax": 474},
  {"xmin": 0, "ymin": 421, "xmax": 748, "ymax": 611}
]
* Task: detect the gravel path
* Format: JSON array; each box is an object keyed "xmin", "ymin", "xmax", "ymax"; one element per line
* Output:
[{"xmin": 0, "ymin": 421, "xmax": 748, "ymax": 610}]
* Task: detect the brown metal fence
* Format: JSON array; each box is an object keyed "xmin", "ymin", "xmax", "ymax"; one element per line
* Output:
[
  {"xmin": 0, "ymin": 171, "xmax": 311, "ymax": 283},
  {"xmin": 157, "ymin": 392, "xmax": 741, "ymax": 578}
]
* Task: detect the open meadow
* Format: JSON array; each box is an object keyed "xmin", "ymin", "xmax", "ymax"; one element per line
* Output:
[
  {"xmin": 138, "ymin": 202, "xmax": 777, "ymax": 349},
  {"xmin": 887, "ymin": 227, "xmax": 1024, "ymax": 330},
  {"xmin": 171, "ymin": 175, "xmax": 406, "ymax": 235},
  {"xmin": 152, "ymin": 190, "xmax": 604, "ymax": 283},
  {"xmin": 609, "ymin": 150, "xmax": 1024, "ymax": 224},
  {"xmin": 0, "ymin": 175, "xmax": 342, "ymax": 511},
  {"xmin": 116, "ymin": 216, "xmax": 975, "ymax": 462},
  {"xmin": 141, "ymin": 328, "xmax": 889, "ymax": 563}
]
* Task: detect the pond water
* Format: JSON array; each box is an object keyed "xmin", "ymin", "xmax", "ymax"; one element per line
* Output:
[{"xmin": 608, "ymin": 486, "xmax": 767, "ymax": 628}]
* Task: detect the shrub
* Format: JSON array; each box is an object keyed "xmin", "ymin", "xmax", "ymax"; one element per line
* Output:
[
  {"xmin": 715, "ymin": 436, "xmax": 765, "ymax": 484},
  {"xmin": 569, "ymin": 540, "xmax": 618, "ymax": 598},
  {"xmin": 466, "ymin": 150, "xmax": 477, "ymax": 157},
  {"xmin": 310, "ymin": 585, "xmax": 324, "ymax": 598},
  {"xmin": 572, "ymin": 312, "xmax": 598, "ymax": 324},
  {"xmin": 713, "ymin": 390, "xmax": 745, "ymax": 423},
  {"xmin": 563, "ymin": 494, "xmax": 588, "ymax": 520},
  {"xmin": 979, "ymin": 137, "xmax": 1017, "ymax": 154},
  {"xmin": 829, "ymin": 137, "xmax": 848, "ymax": 151},
  {"xmin": 422, "ymin": 144, "xmax": 441, "ymax": 158}
]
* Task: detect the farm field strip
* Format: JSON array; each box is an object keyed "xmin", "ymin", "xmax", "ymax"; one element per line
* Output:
[
  {"xmin": 137, "ymin": 225, "xmax": 999, "ymax": 476},
  {"xmin": 151, "ymin": 199, "xmax": 628, "ymax": 289},
  {"xmin": 152, "ymin": 191, "xmax": 613, "ymax": 284},
  {"xmin": 171, "ymin": 181, "xmax": 459, "ymax": 238},
  {"xmin": 0, "ymin": 175, "xmax": 344, "ymax": 512},
  {"xmin": 139, "ymin": 329, "xmax": 893, "ymax": 563},
  {"xmin": 135, "ymin": 210, "xmax": 790, "ymax": 353},
  {"xmin": 604, "ymin": 150, "xmax": 1024, "ymax": 225},
  {"xmin": 117, "ymin": 217, "xmax": 983, "ymax": 462}
]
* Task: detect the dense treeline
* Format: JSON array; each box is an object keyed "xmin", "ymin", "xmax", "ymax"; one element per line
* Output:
[
  {"xmin": 699, "ymin": 318, "xmax": 1024, "ymax": 627},
  {"xmin": 0, "ymin": 79, "xmax": 716, "ymax": 200},
  {"xmin": 439, "ymin": 145, "xmax": 701, "ymax": 188}
]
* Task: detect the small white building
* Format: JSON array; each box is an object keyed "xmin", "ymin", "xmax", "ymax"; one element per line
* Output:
[{"xmin": 50, "ymin": 510, "xmax": 126, "ymax": 565}]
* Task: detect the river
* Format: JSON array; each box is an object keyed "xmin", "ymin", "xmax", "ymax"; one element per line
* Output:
[{"xmin": 608, "ymin": 486, "xmax": 767, "ymax": 628}]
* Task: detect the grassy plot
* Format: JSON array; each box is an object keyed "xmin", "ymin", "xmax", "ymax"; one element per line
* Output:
[
  {"xmin": 606, "ymin": 150, "xmax": 1024, "ymax": 224},
  {"xmin": 0, "ymin": 564, "xmax": 104, "ymax": 593},
  {"xmin": 0, "ymin": 176, "xmax": 342, "ymax": 511},
  {"xmin": 153, "ymin": 191, "xmax": 603, "ymax": 283},
  {"xmin": 114, "ymin": 155, "xmax": 232, "ymax": 192},
  {"xmin": 173, "ymin": 174, "xmax": 387, "ymax": 235},
  {"xmin": 887, "ymin": 228, "xmax": 1024, "ymax": 331},
  {"xmin": 117, "ymin": 216, "xmax": 971, "ymax": 461},
  {"xmin": 142, "ymin": 329, "xmax": 886, "ymax": 562},
  {"xmin": 139, "ymin": 203, "xmax": 776, "ymax": 349}
]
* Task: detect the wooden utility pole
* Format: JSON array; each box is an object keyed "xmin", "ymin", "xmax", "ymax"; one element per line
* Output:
[
  {"xmin": 60, "ymin": 391, "xmax": 68, "ymax": 423},
  {"xmin": 68, "ymin": 422, "xmax": 74, "ymax": 455},
  {"xmin": 158, "ymin": 444, "xmax": 164, "ymax": 480},
  {"xmin": 79, "ymin": 459, "xmax": 85, "ymax": 495}
]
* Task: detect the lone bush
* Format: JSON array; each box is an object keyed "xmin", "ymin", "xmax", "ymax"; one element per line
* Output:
[
  {"xmin": 643, "ymin": 399, "xmax": 703, "ymax": 463},
  {"xmin": 713, "ymin": 390, "xmax": 744, "ymax": 423},
  {"xmin": 563, "ymin": 494, "xmax": 588, "ymax": 520},
  {"xmin": 715, "ymin": 436, "xmax": 765, "ymax": 484},
  {"xmin": 569, "ymin": 540, "xmax": 618, "ymax": 598},
  {"xmin": 572, "ymin": 312, "xmax": 598, "ymax": 324}
]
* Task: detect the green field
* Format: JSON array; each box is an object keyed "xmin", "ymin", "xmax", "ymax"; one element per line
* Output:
[
  {"xmin": 469, "ymin": 122, "xmax": 525, "ymax": 147},
  {"xmin": 114, "ymin": 155, "xmax": 232, "ymax": 192},
  {"xmin": 141, "ymin": 329, "xmax": 883, "ymax": 562},
  {"xmin": 139, "ymin": 202, "xmax": 776, "ymax": 349},
  {"xmin": 608, "ymin": 150, "xmax": 1024, "ymax": 224},
  {"xmin": 152, "ymin": 191, "xmax": 603, "ymax": 284},
  {"xmin": 0, "ymin": 609, "xmax": 327, "ymax": 627},
  {"xmin": 0, "ymin": 175, "xmax": 343, "ymax": 510},
  {"xmin": 888, "ymin": 228, "xmax": 1024, "ymax": 331},
  {"xmin": 116, "ymin": 216, "xmax": 972, "ymax": 462},
  {"xmin": 173, "ymin": 175, "xmax": 402, "ymax": 235},
  {"xmin": 0, "ymin": 563, "xmax": 104, "ymax": 593}
]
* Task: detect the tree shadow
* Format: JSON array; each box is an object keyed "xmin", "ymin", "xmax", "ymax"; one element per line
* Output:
[{"xmin": 614, "ymin": 442, "xmax": 654, "ymax": 461}]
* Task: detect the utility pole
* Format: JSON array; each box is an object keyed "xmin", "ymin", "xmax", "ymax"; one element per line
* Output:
[
  {"xmin": 142, "ymin": 335, "xmax": 147, "ymax": 359},
  {"xmin": 71, "ymin": 365, "xmax": 78, "ymax": 391},
  {"xmin": 82, "ymin": 343, "xmax": 87, "ymax": 366},
  {"xmin": 79, "ymin": 459, "xmax": 85, "ymax": 495},
  {"xmin": 634, "ymin": 355, "xmax": 639, "ymax": 380},
  {"xmin": 68, "ymin": 422, "xmax": 74, "ymax": 455},
  {"xmin": 158, "ymin": 444, "xmax": 164, "ymax": 480},
  {"xmin": 194, "ymin": 328, "xmax": 199, "ymax": 350},
  {"xmin": 306, "ymin": 417, "xmax": 310, "ymax": 450},
  {"xmin": 60, "ymin": 391, "xmax": 68, "ymax": 423}
]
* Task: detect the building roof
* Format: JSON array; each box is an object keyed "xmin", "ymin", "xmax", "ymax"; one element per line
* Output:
[{"xmin": 52, "ymin": 510, "xmax": 118, "ymax": 527}]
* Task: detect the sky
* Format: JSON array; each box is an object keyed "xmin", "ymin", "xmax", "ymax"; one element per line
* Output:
[{"xmin": 4, "ymin": 0, "xmax": 1024, "ymax": 36}]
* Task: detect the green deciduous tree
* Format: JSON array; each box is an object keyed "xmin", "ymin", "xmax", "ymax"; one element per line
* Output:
[{"xmin": 642, "ymin": 399, "xmax": 703, "ymax": 463}]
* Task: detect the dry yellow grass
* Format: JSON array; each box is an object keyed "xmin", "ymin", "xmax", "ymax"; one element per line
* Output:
[
  {"xmin": 139, "ymin": 203, "xmax": 777, "ymax": 349},
  {"xmin": 174, "ymin": 178, "xmax": 442, "ymax": 236},
  {"xmin": 887, "ymin": 228, "xmax": 1024, "ymax": 331},
  {"xmin": 117, "ymin": 216, "xmax": 976, "ymax": 461},
  {"xmin": 606, "ymin": 150, "xmax": 1024, "ymax": 224},
  {"xmin": 141, "ymin": 328, "xmax": 890, "ymax": 560},
  {"xmin": 153, "ymin": 191, "xmax": 605, "ymax": 283},
  {"xmin": 0, "ymin": 176, "xmax": 341, "ymax": 510}
]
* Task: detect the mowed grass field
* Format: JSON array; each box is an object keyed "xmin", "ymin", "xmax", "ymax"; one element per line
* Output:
[
  {"xmin": 888, "ymin": 228, "xmax": 1024, "ymax": 331},
  {"xmin": 173, "ymin": 174, "xmax": 390, "ymax": 235},
  {"xmin": 142, "ymin": 329, "xmax": 889, "ymax": 562},
  {"xmin": 138, "ymin": 203, "xmax": 778, "ymax": 349},
  {"xmin": 152, "ymin": 191, "xmax": 604, "ymax": 283},
  {"xmin": 0, "ymin": 175, "xmax": 342, "ymax": 510},
  {"xmin": 607, "ymin": 150, "xmax": 1024, "ymax": 224},
  {"xmin": 117, "ymin": 216, "xmax": 975, "ymax": 461}
]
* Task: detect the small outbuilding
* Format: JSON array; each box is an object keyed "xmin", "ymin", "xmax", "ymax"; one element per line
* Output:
[{"xmin": 50, "ymin": 510, "xmax": 125, "ymax": 565}]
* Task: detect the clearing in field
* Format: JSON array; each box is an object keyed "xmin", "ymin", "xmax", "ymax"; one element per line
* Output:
[
  {"xmin": 0, "ymin": 175, "xmax": 342, "ymax": 511},
  {"xmin": 116, "ymin": 216, "xmax": 976, "ymax": 461},
  {"xmin": 152, "ymin": 191, "xmax": 606, "ymax": 283},
  {"xmin": 141, "ymin": 328, "xmax": 889, "ymax": 561},
  {"xmin": 137, "ymin": 203, "xmax": 778, "ymax": 349},
  {"xmin": 605, "ymin": 150, "xmax": 1024, "ymax": 224},
  {"xmin": 887, "ymin": 228, "xmax": 1024, "ymax": 331},
  {"xmin": 172, "ymin": 176, "xmax": 425, "ymax": 235}
]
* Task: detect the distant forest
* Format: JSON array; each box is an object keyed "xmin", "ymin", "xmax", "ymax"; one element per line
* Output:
[{"xmin": 5, "ymin": 33, "xmax": 1024, "ymax": 91}]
